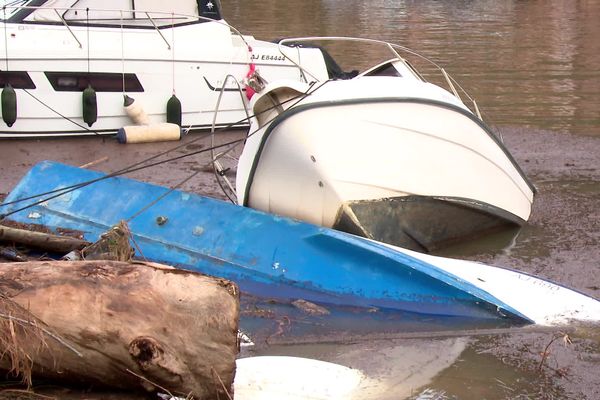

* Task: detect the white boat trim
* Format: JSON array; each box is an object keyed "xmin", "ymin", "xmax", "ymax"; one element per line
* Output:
[{"xmin": 387, "ymin": 244, "xmax": 600, "ymax": 326}]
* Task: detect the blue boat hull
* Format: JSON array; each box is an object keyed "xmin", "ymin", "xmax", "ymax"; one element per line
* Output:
[{"xmin": 1, "ymin": 161, "xmax": 530, "ymax": 323}]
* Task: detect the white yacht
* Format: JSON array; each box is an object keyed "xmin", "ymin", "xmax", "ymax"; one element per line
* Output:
[{"xmin": 0, "ymin": 0, "xmax": 329, "ymax": 137}]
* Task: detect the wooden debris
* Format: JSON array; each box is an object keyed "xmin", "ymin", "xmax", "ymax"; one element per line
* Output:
[
  {"xmin": 0, "ymin": 260, "xmax": 240, "ymax": 399},
  {"xmin": 81, "ymin": 220, "xmax": 134, "ymax": 261},
  {"xmin": 79, "ymin": 156, "xmax": 109, "ymax": 169},
  {"xmin": 292, "ymin": 299, "xmax": 331, "ymax": 316},
  {"xmin": 0, "ymin": 224, "xmax": 89, "ymax": 253}
]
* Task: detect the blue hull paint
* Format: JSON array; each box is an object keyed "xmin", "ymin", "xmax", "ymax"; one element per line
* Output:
[{"xmin": 1, "ymin": 161, "xmax": 530, "ymax": 323}]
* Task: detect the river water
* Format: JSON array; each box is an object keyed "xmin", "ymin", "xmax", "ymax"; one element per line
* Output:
[
  {"xmin": 224, "ymin": 0, "xmax": 600, "ymax": 136},
  {"xmin": 222, "ymin": 1, "xmax": 600, "ymax": 398}
]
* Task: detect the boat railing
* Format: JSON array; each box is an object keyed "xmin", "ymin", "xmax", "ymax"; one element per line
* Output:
[
  {"xmin": 277, "ymin": 37, "xmax": 483, "ymax": 121},
  {"xmin": 53, "ymin": 8, "xmax": 82, "ymax": 48},
  {"xmin": 210, "ymin": 73, "xmax": 249, "ymax": 203},
  {"xmin": 0, "ymin": 4, "xmax": 252, "ymax": 53}
]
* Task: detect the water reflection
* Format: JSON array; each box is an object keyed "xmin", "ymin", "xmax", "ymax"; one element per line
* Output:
[
  {"xmin": 409, "ymin": 344, "xmax": 565, "ymax": 399},
  {"xmin": 224, "ymin": 0, "xmax": 600, "ymax": 135}
]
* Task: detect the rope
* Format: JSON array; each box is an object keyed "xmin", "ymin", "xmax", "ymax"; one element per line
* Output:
[
  {"xmin": 22, "ymin": 88, "xmax": 102, "ymax": 135},
  {"xmin": 0, "ymin": 137, "xmax": 244, "ymax": 220},
  {"xmin": 0, "ymin": 80, "xmax": 332, "ymax": 220},
  {"xmin": 210, "ymin": 74, "xmax": 248, "ymax": 203},
  {"xmin": 126, "ymin": 168, "xmax": 200, "ymax": 222},
  {"xmin": 2, "ymin": 84, "xmax": 321, "ymax": 208}
]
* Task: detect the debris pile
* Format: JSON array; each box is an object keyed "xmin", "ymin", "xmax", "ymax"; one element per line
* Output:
[{"xmin": 0, "ymin": 223, "xmax": 240, "ymax": 399}]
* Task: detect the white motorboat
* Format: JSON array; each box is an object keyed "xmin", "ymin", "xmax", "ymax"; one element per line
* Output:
[
  {"xmin": 236, "ymin": 37, "xmax": 536, "ymax": 252},
  {"xmin": 0, "ymin": 0, "xmax": 331, "ymax": 137}
]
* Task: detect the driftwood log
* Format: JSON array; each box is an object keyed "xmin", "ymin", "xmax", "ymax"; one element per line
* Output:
[{"xmin": 0, "ymin": 260, "xmax": 240, "ymax": 399}]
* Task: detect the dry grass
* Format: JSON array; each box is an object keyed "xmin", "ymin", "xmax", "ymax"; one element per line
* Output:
[
  {"xmin": 0, "ymin": 295, "xmax": 50, "ymax": 388},
  {"xmin": 81, "ymin": 220, "xmax": 134, "ymax": 261}
]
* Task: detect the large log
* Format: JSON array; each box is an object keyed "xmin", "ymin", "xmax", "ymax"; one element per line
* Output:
[{"xmin": 0, "ymin": 260, "xmax": 239, "ymax": 399}]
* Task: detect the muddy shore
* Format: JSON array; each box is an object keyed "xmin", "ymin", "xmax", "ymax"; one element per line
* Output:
[{"xmin": 1, "ymin": 127, "xmax": 599, "ymax": 398}]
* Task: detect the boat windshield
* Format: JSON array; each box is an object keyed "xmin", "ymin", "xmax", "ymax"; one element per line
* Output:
[
  {"xmin": 0, "ymin": 1, "xmax": 29, "ymax": 20},
  {"xmin": 0, "ymin": 0, "xmax": 222, "ymax": 26},
  {"xmin": 65, "ymin": 0, "xmax": 197, "ymax": 25}
]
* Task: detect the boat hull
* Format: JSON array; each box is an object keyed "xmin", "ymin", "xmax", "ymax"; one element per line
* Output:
[
  {"xmin": 238, "ymin": 79, "xmax": 535, "ymax": 251},
  {"xmin": 1, "ymin": 161, "xmax": 529, "ymax": 322},
  {"xmin": 4, "ymin": 162, "xmax": 600, "ymax": 327}
]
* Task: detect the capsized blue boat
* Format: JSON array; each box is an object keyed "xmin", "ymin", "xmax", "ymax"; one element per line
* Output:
[{"xmin": 0, "ymin": 161, "xmax": 549, "ymax": 323}]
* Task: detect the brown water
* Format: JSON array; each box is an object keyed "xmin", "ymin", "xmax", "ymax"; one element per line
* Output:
[{"xmin": 224, "ymin": 0, "xmax": 600, "ymax": 136}]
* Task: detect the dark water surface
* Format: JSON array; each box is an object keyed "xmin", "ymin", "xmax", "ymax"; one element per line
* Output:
[{"xmin": 224, "ymin": 0, "xmax": 600, "ymax": 136}]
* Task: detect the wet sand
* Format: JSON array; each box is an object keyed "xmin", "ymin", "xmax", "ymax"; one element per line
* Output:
[{"xmin": 1, "ymin": 127, "xmax": 599, "ymax": 398}]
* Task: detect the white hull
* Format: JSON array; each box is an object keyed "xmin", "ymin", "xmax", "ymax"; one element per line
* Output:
[
  {"xmin": 237, "ymin": 74, "xmax": 535, "ymax": 251},
  {"xmin": 391, "ymin": 244, "xmax": 600, "ymax": 326},
  {"xmin": 0, "ymin": 3, "xmax": 328, "ymax": 137}
]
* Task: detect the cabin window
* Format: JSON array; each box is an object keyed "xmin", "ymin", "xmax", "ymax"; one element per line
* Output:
[
  {"xmin": 0, "ymin": 2, "xmax": 24, "ymax": 21},
  {"xmin": 0, "ymin": 71, "xmax": 36, "ymax": 89},
  {"xmin": 8, "ymin": 0, "xmax": 207, "ymax": 26},
  {"xmin": 45, "ymin": 72, "xmax": 144, "ymax": 92},
  {"xmin": 62, "ymin": 0, "xmax": 198, "ymax": 26},
  {"xmin": 364, "ymin": 63, "xmax": 402, "ymax": 78}
]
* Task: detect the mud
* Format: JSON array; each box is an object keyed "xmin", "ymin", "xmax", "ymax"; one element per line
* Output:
[
  {"xmin": 1, "ymin": 127, "xmax": 599, "ymax": 398},
  {"xmin": 0, "ymin": 388, "xmax": 147, "ymax": 400},
  {"xmin": 0, "ymin": 131, "xmax": 246, "ymax": 201},
  {"xmin": 435, "ymin": 127, "xmax": 600, "ymax": 399}
]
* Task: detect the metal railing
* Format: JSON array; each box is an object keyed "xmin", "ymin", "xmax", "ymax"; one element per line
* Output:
[
  {"xmin": 0, "ymin": 4, "xmax": 251, "ymax": 51},
  {"xmin": 277, "ymin": 36, "xmax": 483, "ymax": 121}
]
